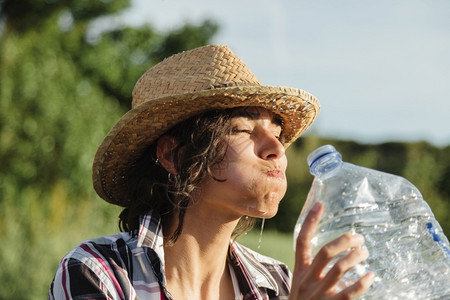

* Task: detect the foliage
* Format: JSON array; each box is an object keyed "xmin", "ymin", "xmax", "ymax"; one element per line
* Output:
[
  {"xmin": 0, "ymin": 0, "xmax": 130, "ymax": 33},
  {"xmin": 1, "ymin": 1, "xmax": 449, "ymax": 299}
]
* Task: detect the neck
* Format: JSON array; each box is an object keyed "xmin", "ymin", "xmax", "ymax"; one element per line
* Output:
[{"xmin": 163, "ymin": 206, "xmax": 239, "ymax": 299}]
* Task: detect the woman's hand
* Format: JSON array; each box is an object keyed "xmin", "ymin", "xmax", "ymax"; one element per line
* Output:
[{"xmin": 289, "ymin": 202, "xmax": 375, "ymax": 299}]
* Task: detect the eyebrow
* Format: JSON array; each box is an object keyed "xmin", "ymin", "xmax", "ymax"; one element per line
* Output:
[{"xmin": 231, "ymin": 109, "xmax": 283, "ymax": 127}]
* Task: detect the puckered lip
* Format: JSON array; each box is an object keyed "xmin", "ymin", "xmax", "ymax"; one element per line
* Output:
[{"xmin": 264, "ymin": 169, "xmax": 286, "ymax": 179}]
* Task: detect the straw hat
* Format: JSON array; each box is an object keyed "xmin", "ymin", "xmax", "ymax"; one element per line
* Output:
[{"xmin": 93, "ymin": 45, "xmax": 320, "ymax": 206}]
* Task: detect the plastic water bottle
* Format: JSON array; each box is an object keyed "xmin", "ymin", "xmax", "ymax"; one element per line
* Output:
[{"xmin": 293, "ymin": 144, "xmax": 450, "ymax": 299}]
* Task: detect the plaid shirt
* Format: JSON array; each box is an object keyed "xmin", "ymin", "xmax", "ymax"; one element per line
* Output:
[{"xmin": 49, "ymin": 211, "xmax": 291, "ymax": 299}]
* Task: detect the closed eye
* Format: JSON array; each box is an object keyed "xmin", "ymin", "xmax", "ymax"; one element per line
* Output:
[{"xmin": 231, "ymin": 127, "xmax": 252, "ymax": 134}]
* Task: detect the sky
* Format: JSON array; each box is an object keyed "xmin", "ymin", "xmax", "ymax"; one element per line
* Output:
[{"xmin": 110, "ymin": 0, "xmax": 450, "ymax": 147}]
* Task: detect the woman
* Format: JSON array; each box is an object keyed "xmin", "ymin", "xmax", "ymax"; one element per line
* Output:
[{"xmin": 49, "ymin": 45, "xmax": 374, "ymax": 299}]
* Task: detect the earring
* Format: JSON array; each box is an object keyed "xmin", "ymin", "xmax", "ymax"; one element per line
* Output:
[
  {"xmin": 155, "ymin": 158, "xmax": 160, "ymax": 165},
  {"xmin": 168, "ymin": 172, "xmax": 175, "ymax": 183}
]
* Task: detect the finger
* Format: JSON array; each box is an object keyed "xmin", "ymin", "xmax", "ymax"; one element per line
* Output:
[
  {"xmin": 320, "ymin": 246, "xmax": 369, "ymax": 291},
  {"xmin": 310, "ymin": 232, "xmax": 365, "ymax": 279},
  {"xmin": 294, "ymin": 202, "xmax": 324, "ymax": 270},
  {"xmin": 334, "ymin": 271, "xmax": 375, "ymax": 300}
]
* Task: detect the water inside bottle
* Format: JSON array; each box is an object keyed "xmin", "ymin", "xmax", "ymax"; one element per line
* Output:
[{"xmin": 294, "ymin": 145, "xmax": 450, "ymax": 299}]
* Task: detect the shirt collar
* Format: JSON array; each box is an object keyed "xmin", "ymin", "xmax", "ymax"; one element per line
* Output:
[
  {"xmin": 229, "ymin": 241, "xmax": 281, "ymax": 295},
  {"xmin": 135, "ymin": 211, "xmax": 281, "ymax": 295},
  {"xmin": 136, "ymin": 210, "xmax": 166, "ymax": 265}
]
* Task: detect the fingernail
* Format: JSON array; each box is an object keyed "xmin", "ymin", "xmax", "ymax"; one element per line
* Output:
[
  {"xmin": 311, "ymin": 202, "xmax": 321, "ymax": 212},
  {"xmin": 367, "ymin": 271, "xmax": 376, "ymax": 281},
  {"xmin": 360, "ymin": 246, "xmax": 369, "ymax": 258},
  {"xmin": 355, "ymin": 234, "xmax": 365, "ymax": 243}
]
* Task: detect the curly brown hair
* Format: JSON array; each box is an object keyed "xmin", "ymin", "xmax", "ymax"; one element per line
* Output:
[{"xmin": 119, "ymin": 108, "xmax": 258, "ymax": 245}]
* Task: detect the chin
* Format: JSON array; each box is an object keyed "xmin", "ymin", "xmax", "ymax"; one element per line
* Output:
[
  {"xmin": 254, "ymin": 205, "xmax": 279, "ymax": 219},
  {"xmin": 263, "ymin": 209, "xmax": 279, "ymax": 219},
  {"xmin": 243, "ymin": 192, "xmax": 284, "ymax": 218}
]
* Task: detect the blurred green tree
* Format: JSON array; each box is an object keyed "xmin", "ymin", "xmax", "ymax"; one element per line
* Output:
[
  {"xmin": 1, "ymin": 1, "xmax": 449, "ymax": 299},
  {"xmin": 0, "ymin": 0, "xmax": 218, "ymax": 198},
  {"xmin": 0, "ymin": 0, "xmax": 217, "ymax": 298}
]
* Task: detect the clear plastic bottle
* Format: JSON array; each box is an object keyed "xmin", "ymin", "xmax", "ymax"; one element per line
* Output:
[{"xmin": 293, "ymin": 144, "xmax": 450, "ymax": 299}]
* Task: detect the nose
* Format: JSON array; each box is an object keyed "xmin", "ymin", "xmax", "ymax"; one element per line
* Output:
[{"xmin": 258, "ymin": 130, "xmax": 285, "ymax": 160}]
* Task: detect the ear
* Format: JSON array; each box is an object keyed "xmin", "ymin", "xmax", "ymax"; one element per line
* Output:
[{"xmin": 156, "ymin": 135, "xmax": 179, "ymax": 175}]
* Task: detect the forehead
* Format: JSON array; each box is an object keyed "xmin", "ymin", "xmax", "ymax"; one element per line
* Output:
[{"xmin": 231, "ymin": 107, "xmax": 283, "ymax": 127}]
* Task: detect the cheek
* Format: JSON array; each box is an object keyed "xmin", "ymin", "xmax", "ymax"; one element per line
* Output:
[{"xmin": 266, "ymin": 181, "xmax": 287, "ymax": 203}]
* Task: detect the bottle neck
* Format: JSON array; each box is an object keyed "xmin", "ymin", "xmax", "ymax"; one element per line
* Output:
[{"xmin": 308, "ymin": 145, "xmax": 343, "ymax": 177}]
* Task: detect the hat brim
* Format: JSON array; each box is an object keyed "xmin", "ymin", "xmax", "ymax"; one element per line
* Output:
[{"xmin": 92, "ymin": 85, "xmax": 320, "ymax": 206}]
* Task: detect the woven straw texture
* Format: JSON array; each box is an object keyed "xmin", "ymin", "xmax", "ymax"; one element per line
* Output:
[{"xmin": 92, "ymin": 45, "xmax": 320, "ymax": 206}]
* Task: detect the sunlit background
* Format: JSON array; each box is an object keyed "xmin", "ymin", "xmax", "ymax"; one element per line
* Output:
[{"xmin": 1, "ymin": 0, "xmax": 449, "ymax": 298}]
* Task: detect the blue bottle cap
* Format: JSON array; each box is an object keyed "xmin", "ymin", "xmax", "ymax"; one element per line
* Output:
[{"xmin": 307, "ymin": 144, "xmax": 342, "ymax": 176}]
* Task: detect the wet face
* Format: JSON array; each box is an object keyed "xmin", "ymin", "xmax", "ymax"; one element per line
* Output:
[{"xmin": 198, "ymin": 107, "xmax": 288, "ymax": 219}]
